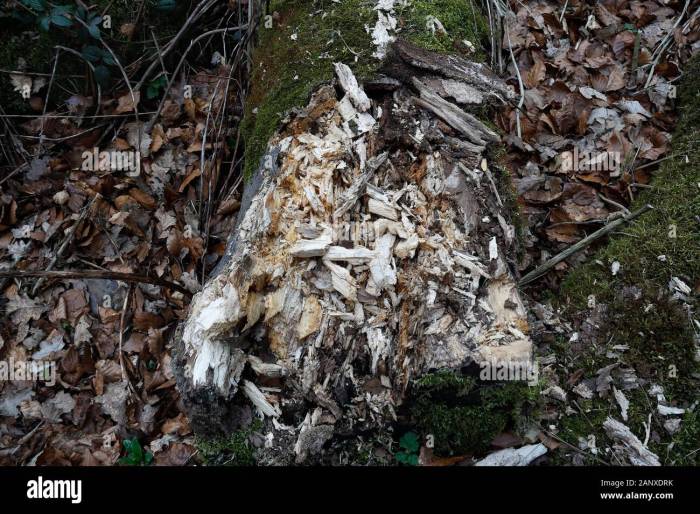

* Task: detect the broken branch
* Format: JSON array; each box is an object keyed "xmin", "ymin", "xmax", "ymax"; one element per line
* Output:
[{"xmin": 518, "ymin": 204, "xmax": 653, "ymax": 287}]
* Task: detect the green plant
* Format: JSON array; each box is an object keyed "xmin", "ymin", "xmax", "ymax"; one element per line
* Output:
[
  {"xmin": 196, "ymin": 419, "xmax": 262, "ymax": 466},
  {"xmin": 146, "ymin": 75, "xmax": 168, "ymax": 100},
  {"xmin": 394, "ymin": 432, "xmax": 420, "ymax": 465},
  {"xmin": 81, "ymin": 45, "xmax": 116, "ymax": 86},
  {"xmin": 18, "ymin": 1, "xmax": 101, "ymax": 36},
  {"xmin": 119, "ymin": 438, "xmax": 153, "ymax": 466},
  {"xmin": 153, "ymin": 0, "xmax": 178, "ymax": 12}
]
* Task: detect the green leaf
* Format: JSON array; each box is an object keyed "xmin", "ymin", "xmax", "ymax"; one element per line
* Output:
[
  {"xmin": 101, "ymin": 51, "xmax": 116, "ymax": 66},
  {"xmin": 146, "ymin": 76, "xmax": 167, "ymax": 99},
  {"xmin": 38, "ymin": 15, "xmax": 50, "ymax": 31},
  {"xmin": 81, "ymin": 45, "xmax": 102, "ymax": 63},
  {"xmin": 399, "ymin": 432, "xmax": 419, "ymax": 453},
  {"xmin": 52, "ymin": 4, "xmax": 74, "ymax": 15},
  {"xmin": 155, "ymin": 0, "xmax": 177, "ymax": 12},
  {"xmin": 50, "ymin": 12, "xmax": 72, "ymax": 27},
  {"xmin": 94, "ymin": 65, "xmax": 111, "ymax": 87},
  {"xmin": 22, "ymin": 0, "xmax": 46, "ymax": 12},
  {"xmin": 88, "ymin": 18, "xmax": 101, "ymax": 39},
  {"xmin": 120, "ymin": 438, "xmax": 147, "ymax": 466}
]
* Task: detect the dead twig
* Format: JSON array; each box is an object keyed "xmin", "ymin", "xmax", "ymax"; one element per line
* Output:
[
  {"xmin": 0, "ymin": 270, "xmax": 192, "ymax": 297},
  {"xmin": 147, "ymin": 25, "xmax": 248, "ymax": 131},
  {"xmin": 519, "ymin": 204, "xmax": 654, "ymax": 286},
  {"xmin": 32, "ymin": 195, "xmax": 100, "ymax": 295},
  {"xmin": 118, "ymin": 285, "xmax": 140, "ymax": 400},
  {"xmin": 39, "ymin": 48, "xmax": 60, "ymax": 146}
]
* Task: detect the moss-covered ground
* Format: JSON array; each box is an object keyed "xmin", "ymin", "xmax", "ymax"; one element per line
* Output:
[
  {"xmin": 395, "ymin": 0, "xmax": 489, "ymax": 56},
  {"xmin": 407, "ymin": 371, "xmax": 541, "ymax": 457},
  {"xmin": 550, "ymin": 55, "xmax": 700, "ymax": 465},
  {"xmin": 196, "ymin": 419, "xmax": 262, "ymax": 466}
]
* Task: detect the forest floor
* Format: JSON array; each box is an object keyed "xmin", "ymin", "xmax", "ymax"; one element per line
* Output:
[{"xmin": 0, "ymin": 0, "xmax": 698, "ymax": 466}]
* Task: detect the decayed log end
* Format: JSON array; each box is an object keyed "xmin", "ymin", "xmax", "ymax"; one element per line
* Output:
[{"xmin": 175, "ymin": 39, "xmax": 531, "ymax": 461}]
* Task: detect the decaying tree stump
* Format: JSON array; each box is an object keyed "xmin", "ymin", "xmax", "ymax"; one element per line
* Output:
[{"xmin": 174, "ymin": 40, "xmax": 530, "ymax": 463}]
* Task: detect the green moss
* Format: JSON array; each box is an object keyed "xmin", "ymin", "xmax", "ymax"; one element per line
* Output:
[
  {"xmin": 241, "ymin": 0, "xmax": 489, "ymax": 179},
  {"xmin": 413, "ymin": 369, "xmax": 476, "ymax": 396},
  {"xmin": 414, "ymin": 403, "xmax": 507, "ymax": 455},
  {"xmin": 241, "ymin": 0, "xmax": 377, "ymax": 179},
  {"xmin": 196, "ymin": 419, "xmax": 262, "ymax": 466},
  {"xmin": 396, "ymin": 0, "xmax": 489, "ymax": 57},
  {"xmin": 669, "ymin": 410, "xmax": 700, "ymax": 465},
  {"xmin": 410, "ymin": 371, "xmax": 540, "ymax": 456}
]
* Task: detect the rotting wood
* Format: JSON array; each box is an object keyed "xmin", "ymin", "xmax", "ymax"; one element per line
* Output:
[{"xmin": 174, "ymin": 39, "xmax": 530, "ymax": 463}]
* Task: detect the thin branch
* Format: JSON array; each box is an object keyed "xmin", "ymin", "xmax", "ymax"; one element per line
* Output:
[
  {"xmin": 519, "ymin": 204, "xmax": 654, "ymax": 287},
  {"xmin": 0, "ymin": 270, "xmax": 192, "ymax": 297},
  {"xmin": 147, "ymin": 25, "xmax": 248, "ymax": 131},
  {"xmin": 54, "ymin": 46, "xmax": 102, "ymax": 118}
]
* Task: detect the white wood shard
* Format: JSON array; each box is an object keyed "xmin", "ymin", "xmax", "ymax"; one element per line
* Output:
[
  {"xmin": 290, "ymin": 227, "xmax": 333, "ymax": 258},
  {"xmin": 248, "ymin": 355, "xmax": 288, "ymax": 378},
  {"xmin": 613, "ymin": 386, "xmax": 630, "ymax": 421},
  {"xmin": 264, "ymin": 285, "xmax": 288, "ymax": 322},
  {"xmin": 371, "ymin": 10, "xmax": 397, "ymax": 59},
  {"xmin": 603, "ymin": 417, "xmax": 661, "ymax": 466},
  {"xmin": 369, "ymin": 233, "xmax": 397, "ymax": 291},
  {"xmin": 657, "ymin": 404, "xmax": 685, "ymax": 416},
  {"xmin": 297, "ymin": 295, "xmax": 323, "ymax": 340},
  {"xmin": 489, "ymin": 237, "xmax": 498, "ymax": 260},
  {"xmin": 474, "ymin": 443, "xmax": 547, "ymax": 466},
  {"xmin": 334, "ymin": 63, "xmax": 371, "ymax": 112},
  {"xmin": 394, "ymin": 233, "xmax": 419, "ymax": 259},
  {"xmin": 323, "ymin": 260, "xmax": 358, "ymax": 301},
  {"xmin": 368, "ymin": 198, "xmax": 399, "ymax": 220},
  {"xmin": 243, "ymin": 380, "xmax": 281, "ymax": 418},
  {"xmin": 325, "ymin": 246, "xmax": 377, "ymax": 264}
]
